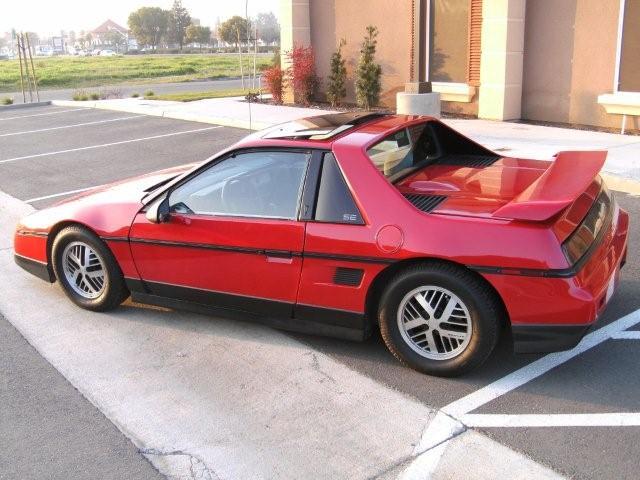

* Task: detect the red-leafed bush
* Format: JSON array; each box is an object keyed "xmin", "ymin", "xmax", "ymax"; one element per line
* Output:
[
  {"xmin": 263, "ymin": 66, "xmax": 284, "ymax": 104},
  {"xmin": 286, "ymin": 44, "xmax": 318, "ymax": 106}
]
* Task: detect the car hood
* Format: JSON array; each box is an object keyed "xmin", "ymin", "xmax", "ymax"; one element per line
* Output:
[
  {"xmin": 55, "ymin": 163, "xmax": 196, "ymax": 207},
  {"xmin": 18, "ymin": 164, "xmax": 196, "ymax": 237},
  {"xmin": 395, "ymin": 156, "xmax": 551, "ymax": 219}
]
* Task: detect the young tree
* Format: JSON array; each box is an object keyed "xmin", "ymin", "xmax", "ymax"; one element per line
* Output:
[
  {"xmin": 355, "ymin": 25, "xmax": 382, "ymax": 109},
  {"xmin": 255, "ymin": 12, "xmax": 279, "ymax": 45},
  {"xmin": 286, "ymin": 44, "xmax": 318, "ymax": 106},
  {"xmin": 326, "ymin": 39, "xmax": 347, "ymax": 107},
  {"xmin": 186, "ymin": 25, "xmax": 211, "ymax": 50},
  {"xmin": 168, "ymin": 0, "xmax": 191, "ymax": 50},
  {"xmin": 128, "ymin": 7, "xmax": 170, "ymax": 51},
  {"xmin": 218, "ymin": 16, "xmax": 250, "ymax": 49}
]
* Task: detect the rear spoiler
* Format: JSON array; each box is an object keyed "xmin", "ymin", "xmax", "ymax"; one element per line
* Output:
[{"xmin": 492, "ymin": 151, "xmax": 606, "ymax": 222}]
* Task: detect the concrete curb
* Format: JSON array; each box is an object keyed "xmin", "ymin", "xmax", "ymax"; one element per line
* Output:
[
  {"xmin": 0, "ymin": 186, "xmax": 566, "ymax": 479},
  {"xmin": 0, "ymin": 101, "xmax": 52, "ymax": 111}
]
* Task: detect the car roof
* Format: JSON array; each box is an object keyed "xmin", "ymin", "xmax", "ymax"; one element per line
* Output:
[{"xmin": 238, "ymin": 113, "xmax": 438, "ymax": 150}]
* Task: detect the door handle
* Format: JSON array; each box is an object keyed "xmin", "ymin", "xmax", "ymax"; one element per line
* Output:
[{"xmin": 264, "ymin": 250, "xmax": 293, "ymax": 259}]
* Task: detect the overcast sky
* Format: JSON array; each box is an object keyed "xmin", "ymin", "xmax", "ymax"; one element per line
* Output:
[{"xmin": 2, "ymin": 0, "xmax": 280, "ymax": 36}]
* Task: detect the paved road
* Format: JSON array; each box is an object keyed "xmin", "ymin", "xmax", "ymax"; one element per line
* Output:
[
  {"xmin": 0, "ymin": 314, "xmax": 164, "ymax": 480},
  {"xmin": 0, "ymin": 77, "xmax": 256, "ymax": 104},
  {"xmin": 0, "ymin": 104, "xmax": 638, "ymax": 479}
]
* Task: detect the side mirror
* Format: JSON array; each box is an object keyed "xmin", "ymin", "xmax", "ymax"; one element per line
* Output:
[{"xmin": 145, "ymin": 194, "xmax": 170, "ymax": 224}]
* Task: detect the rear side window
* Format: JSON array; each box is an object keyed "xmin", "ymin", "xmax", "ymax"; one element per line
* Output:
[{"xmin": 314, "ymin": 153, "xmax": 363, "ymax": 224}]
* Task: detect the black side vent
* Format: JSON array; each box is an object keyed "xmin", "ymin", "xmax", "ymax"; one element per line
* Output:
[
  {"xmin": 403, "ymin": 194, "xmax": 447, "ymax": 213},
  {"xmin": 438, "ymin": 154, "xmax": 500, "ymax": 168},
  {"xmin": 333, "ymin": 267, "xmax": 364, "ymax": 286}
]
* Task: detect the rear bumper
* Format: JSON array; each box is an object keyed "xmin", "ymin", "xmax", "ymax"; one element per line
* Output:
[
  {"xmin": 485, "ymin": 205, "xmax": 629, "ymax": 354},
  {"xmin": 511, "ymin": 324, "xmax": 592, "ymax": 354},
  {"xmin": 14, "ymin": 254, "xmax": 55, "ymax": 283}
]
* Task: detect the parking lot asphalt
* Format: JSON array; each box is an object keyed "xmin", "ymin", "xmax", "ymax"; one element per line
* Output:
[
  {"xmin": 0, "ymin": 313, "xmax": 164, "ymax": 480},
  {"xmin": 1, "ymin": 104, "xmax": 639, "ymax": 479}
]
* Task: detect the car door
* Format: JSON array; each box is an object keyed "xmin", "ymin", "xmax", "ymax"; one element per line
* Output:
[{"xmin": 129, "ymin": 149, "xmax": 311, "ymax": 318}]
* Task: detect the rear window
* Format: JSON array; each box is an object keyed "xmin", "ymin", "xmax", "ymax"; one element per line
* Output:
[{"xmin": 367, "ymin": 123, "xmax": 439, "ymax": 181}]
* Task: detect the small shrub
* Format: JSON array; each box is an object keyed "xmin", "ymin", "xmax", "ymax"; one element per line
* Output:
[
  {"xmin": 262, "ymin": 66, "xmax": 284, "ymax": 104},
  {"xmin": 72, "ymin": 89, "xmax": 89, "ymax": 101},
  {"xmin": 245, "ymin": 91, "xmax": 259, "ymax": 102},
  {"xmin": 326, "ymin": 39, "xmax": 347, "ymax": 108},
  {"xmin": 285, "ymin": 44, "xmax": 318, "ymax": 106},
  {"xmin": 131, "ymin": 93, "xmax": 140, "ymax": 98},
  {"xmin": 144, "ymin": 90, "xmax": 155, "ymax": 97},
  {"xmin": 1, "ymin": 97, "xmax": 13, "ymax": 105},
  {"xmin": 355, "ymin": 26, "xmax": 382, "ymax": 109},
  {"xmin": 90, "ymin": 93, "xmax": 100, "ymax": 100}
]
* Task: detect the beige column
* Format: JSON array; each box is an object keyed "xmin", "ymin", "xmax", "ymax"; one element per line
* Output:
[
  {"xmin": 478, "ymin": 0, "xmax": 526, "ymax": 120},
  {"xmin": 280, "ymin": 0, "xmax": 310, "ymax": 103}
]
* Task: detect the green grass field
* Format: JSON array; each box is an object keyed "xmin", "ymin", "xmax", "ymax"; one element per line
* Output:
[
  {"xmin": 150, "ymin": 88, "xmax": 260, "ymax": 102},
  {"xmin": 0, "ymin": 54, "xmax": 272, "ymax": 91}
]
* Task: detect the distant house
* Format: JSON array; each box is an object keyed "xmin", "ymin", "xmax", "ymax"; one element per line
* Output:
[{"xmin": 91, "ymin": 19, "xmax": 128, "ymax": 49}]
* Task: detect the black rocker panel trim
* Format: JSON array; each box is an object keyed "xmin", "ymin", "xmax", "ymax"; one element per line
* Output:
[
  {"xmin": 14, "ymin": 254, "xmax": 55, "ymax": 282},
  {"xmin": 129, "ymin": 281, "xmax": 366, "ymax": 341},
  {"xmin": 138, "ymin": 279, "xmax": 366, "ymax": 331},
  {"xmin": 511, "ymin": 323, "xmax": 592, "ymax": 354},
  {"xmin": 144, "ymin": 280, "xmax": 293, "ymax": 318}
]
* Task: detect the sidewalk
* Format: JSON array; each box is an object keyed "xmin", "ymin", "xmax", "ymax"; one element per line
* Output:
[{"xmin": 52, "ymin": 96, "xmax": 640, "ymax": 187}]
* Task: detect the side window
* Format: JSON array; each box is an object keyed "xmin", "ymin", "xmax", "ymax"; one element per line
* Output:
[
  {"xmin": 169, "ymin": 150, "xmax": 309, "ymax": 220},
  {"xmin": 314, "ymin": 153, "xmax": 364, "ymax": 224}
]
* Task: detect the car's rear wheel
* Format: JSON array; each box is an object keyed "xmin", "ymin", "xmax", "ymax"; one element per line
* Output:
[
  {"xmin": 52, "ymin": 226, "xmax": 128, "ymax": 311},
  {"xmin": 378, "ymin": 262, "xmax": 501, "ymax": 377}
]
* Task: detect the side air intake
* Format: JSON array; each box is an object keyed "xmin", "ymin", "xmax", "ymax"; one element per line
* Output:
[{"xmin": 403, "ymin": 194, "xmax": 447, "ymax": 213}]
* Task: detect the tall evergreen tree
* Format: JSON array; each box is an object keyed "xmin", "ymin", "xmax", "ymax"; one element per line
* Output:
[
  {"xmin": 355, "ymin": 26, "xmax": 382, "ymax": 109},
  {"xmin": 326, "ymin": 39, "xmax": 347, "ymax": 107}
]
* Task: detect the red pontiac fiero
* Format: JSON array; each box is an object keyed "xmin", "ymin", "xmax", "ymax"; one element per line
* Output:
[{"xmin": 14, "ymin": 113, "xmax": 629, "ymax": 376}]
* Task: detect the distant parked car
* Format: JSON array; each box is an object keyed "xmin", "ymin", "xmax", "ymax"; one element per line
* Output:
[
  {"xmin": 90, "ymin": 49, "xmax": 102, "ymax": 56},
  {"xmin": 99, "ymin": 49, "xmax": 116, "ymax": 57}
]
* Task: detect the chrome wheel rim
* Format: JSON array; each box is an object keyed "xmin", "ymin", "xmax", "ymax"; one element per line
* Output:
[
  {"xmin": 397, "ymin": 286, "xmax": 472, "ymax": 360},
  {"xmin": 62, "ymin": 241, "xmax": 106, "ymax": 299}
]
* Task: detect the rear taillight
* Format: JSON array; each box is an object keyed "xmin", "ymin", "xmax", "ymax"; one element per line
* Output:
[{"xmin": 561, "ymin": 185, "xmax": 612, "ymax": 265}]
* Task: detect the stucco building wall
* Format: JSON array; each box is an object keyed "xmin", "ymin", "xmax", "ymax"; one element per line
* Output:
[
  {"xmin": 309, "ymin": 0, "xmax": 413, "ymax": 108},
  {"xmin": 522, "ymin": 0, "xmax": 622, "ymax": 129}
]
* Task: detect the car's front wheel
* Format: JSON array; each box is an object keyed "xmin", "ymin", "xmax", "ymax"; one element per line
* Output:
[
  {"xmin": 52, "ymin": 226, "xmax": 128, "ymax": 311},
  {"xmin": 378, "ymin": 262, "xmax": 502, "ymax": 377}
]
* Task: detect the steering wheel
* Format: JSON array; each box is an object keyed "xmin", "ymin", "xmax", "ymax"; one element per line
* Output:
[{"xmin": 221, "ymin": 178, "xmax": 263, "ymax": 214}]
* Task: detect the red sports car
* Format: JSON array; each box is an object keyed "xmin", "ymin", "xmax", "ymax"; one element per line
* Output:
[{"xmin": 14, "ymin": 113, "xmax": 628, "ymax": 376}]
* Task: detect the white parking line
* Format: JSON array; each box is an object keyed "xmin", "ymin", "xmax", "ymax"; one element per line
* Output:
[
  {"xmin": 462, "ymin": 413, "xmax": 640, "ymax": 428},
  {"xmin": 25, "ymin": 185, "xmax": 105, "ymax": 203},
  {"xmin": 0, "ymin": 116, "xmax": 142, "ymax": 137},
  {"xmin": 0, "ymin": 108, "xmax": 88, "ymax": 121},
  {"xmin": 442, "ymin": 308, "xmax": 640, "ymax": 419},
  {"xmin": 0, "ymin": 126, "xmax": 222, "ymax": 164}
]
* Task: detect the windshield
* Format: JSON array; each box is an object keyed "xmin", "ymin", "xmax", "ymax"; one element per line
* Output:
[{"xmin": 366, "ymin": 123, "xmax": 439, "ymax": 181}]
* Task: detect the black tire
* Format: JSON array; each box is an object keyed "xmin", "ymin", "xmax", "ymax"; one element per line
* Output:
[
  {"xmin": 51, "ymin": 225, "xmax": 128, "ymax": 311},
  {"xmin": 378, "ymin": 261, "xmax": 502, "ymax": 377}
]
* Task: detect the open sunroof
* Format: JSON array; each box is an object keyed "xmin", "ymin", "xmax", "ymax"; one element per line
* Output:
[{"xmin": 261, "ymin": 112, "xmax": 388, "ymax": 140}]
